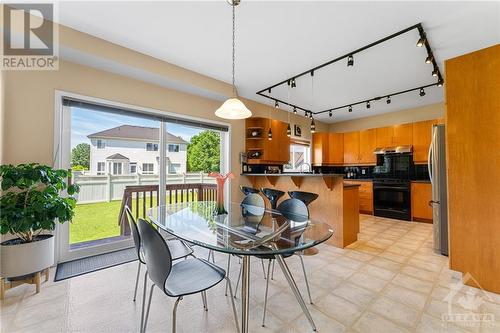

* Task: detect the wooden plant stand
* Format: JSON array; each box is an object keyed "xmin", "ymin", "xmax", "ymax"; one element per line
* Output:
[{"xmin": 0, "ymin": 268, "xmax": 50, "ymax": 300}]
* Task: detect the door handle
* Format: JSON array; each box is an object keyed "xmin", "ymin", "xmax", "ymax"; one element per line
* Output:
[{"xmin": 428, "ymin": 200, "xmax": 440, "ymax": 207}]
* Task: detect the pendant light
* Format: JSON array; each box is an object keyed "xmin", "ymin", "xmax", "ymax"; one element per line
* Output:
[
  {"xmin": 286, "ymin": 82, "xmax": 291, "ymax": 137},
  {"xmin": 267, "ymin": 104, "xmax": 273, "ymax": 140},
  {"xmin": 215, "ymin": 0, "xmax": 252, "ymax": 120}
]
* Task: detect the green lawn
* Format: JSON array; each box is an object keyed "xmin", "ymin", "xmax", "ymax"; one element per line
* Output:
[{"xmin": 70, "ymin": 193, "xmax": 198, "ymax": 244}]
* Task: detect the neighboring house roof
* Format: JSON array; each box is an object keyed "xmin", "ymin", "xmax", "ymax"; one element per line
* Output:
[
  {"xmin": 88, "ymin": 125, "xmax": 189, "ymax": 144},
  {"xmin": 106, "ymin": 153, "xmax": 129, "ymax": 160}
]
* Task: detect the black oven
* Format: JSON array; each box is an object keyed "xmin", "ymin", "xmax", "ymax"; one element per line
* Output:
[
  {"xmin": 373, "ymin": 180, "xmax": 411, "ymax": 220},
  {"xmin": 372, "ymin": 153, "xmax": 412, "ymax": 220}
]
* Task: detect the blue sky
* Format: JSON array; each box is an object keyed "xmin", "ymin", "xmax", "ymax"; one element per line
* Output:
[{"xmin": 71, "ymin": 107, "xmax": 204, "ymax": 148}]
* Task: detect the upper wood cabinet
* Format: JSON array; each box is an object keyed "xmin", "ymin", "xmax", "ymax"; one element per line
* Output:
[
  {"xmin": 375, "ymin": 126, "xmax": 393, "ymax": 147},
  {"xmin": 343, "ymin": 131, "xmax": 359, "ymax": 165},
  {"xmin": 412, "ymin": 120, "xmax": 437, "ymax": 164},
  {"xmin": 312, "ymin": 132, "xmax": 329, "ymax": 165},
  {"xmin": 245, "ymin": 117, "xmax": 289, "ymax": 164},
  {"xmin": 358, "ymin": 129, "xmax": 377, "ymax": 164},
  {"xmin": 328, "ymin": 133, "xmax": 344, "ymax": 165},
  {"xmin": 392, "ymin": 123, "xmax": 413, "ymax": 145}
]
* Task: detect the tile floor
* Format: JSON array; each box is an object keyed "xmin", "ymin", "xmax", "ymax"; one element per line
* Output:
[{"xmin": 1, "ymin": 215, "xmax": 499, "ymax": 333}]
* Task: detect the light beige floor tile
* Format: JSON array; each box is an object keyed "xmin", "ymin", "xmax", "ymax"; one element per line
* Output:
[
  {"xmin": 417, "ymin": 313, "xmax": 469, "ymax": 333},
  {"xmin": 358, "ymin": 264, "xmax": 396, "ymax": 281},
  {"xmin": 333, "ymin": 282, "xmax": 377, "ymax": 308},
  {"xmin": 392, "ymin": 273, "xmax": 434, "ymax": 293},
  {"xmin": 288, "ymin": 306, "xmax": 346, "ymax": 333},
  {"xmin": 315, "ymin": 293, "xmax": 363, "ymax": 326},
  {"xmin": 353, "ymin": 311, "xmax": 410, "ymax": 333},
  {"xmin": 349, "ymin": 272, "xmax": 388, "ymax": 293},
  {"xmin": 383, "ymin": 283, "xmax": 429, "ymax": 310},
  {"xmin": 370, "ymin": 296, "xmax": 421, "ymax": 328}
]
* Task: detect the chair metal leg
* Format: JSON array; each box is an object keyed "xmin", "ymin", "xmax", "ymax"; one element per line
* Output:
[
  {"xmin": 271, "ymin": 260, "xmax": 275, "ymax": 280},
  {"xmin": 225, "ymin": 254, "xmax": 231, "ymax": 296},
  {"xmin": 140, "ymin": 271, "xmax": 148, "ymax": 332},
  {"xmin": 241, "ymin": 256, "xmax": 251, "ymax": 333},
  {"xmin": 133, "ymin": 261, "xmax": 141, "ymax": 302},
  {"xmin": 224, "ymin": 277, "xmax": 240, "ymax": 333},
  {"xmin": 261, "ymin": 259, "xmax": 267, "ymax": 279},
  {"xmin": 298, "ymin": 254, "xmax": 313, "ymax": 304},
  {"xmin": 234, "ymin": 262, "xmax": 242, "ymax": 298},
  {"xmin": 261, "ymin": 259, "xmax": 272, "ymax": 327},
  {"xmin": 275, "ymin": 251, "xmax": 317, "ymax": 331},
  {"xmin": 142, "ymin": 283, "xmax": 155, "ymax": 333},
  {"xmin": 201, "ymin": 290, "xmax": 208, "ymax": 311},
  {"xmin": 172, "ymin": 296, "xmax": 182, "ymax": 333}
]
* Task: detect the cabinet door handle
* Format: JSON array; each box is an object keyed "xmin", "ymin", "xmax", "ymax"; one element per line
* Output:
[{"xmin": 428, "ymin": 200, "xmax": 440, "ymax": 207}]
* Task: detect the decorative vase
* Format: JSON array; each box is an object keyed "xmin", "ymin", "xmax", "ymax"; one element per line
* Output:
[{"xmin": 208, "ymin": 172, "xmax": 234, "ymax": 215}]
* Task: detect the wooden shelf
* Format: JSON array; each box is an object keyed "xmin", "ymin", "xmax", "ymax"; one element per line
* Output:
[
  {"xmin": 247, "ymin": 126, "xmax": 263, "ymax": 129},
  {"xmin": 246, "ymin": 137, "xmax": 263, "ymax": 140},
  {"xmin": 246, "ymin": 148, "xmax": 263, "ymax": 151}
]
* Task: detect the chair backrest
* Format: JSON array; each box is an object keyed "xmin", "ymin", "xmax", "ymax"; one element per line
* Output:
[
  {"xmin": 261, "ymin": 188, "xmax": 286, "ymax": 209},
  {"xmin": 277, "ymin": 198, "xmax": 309, "ymax": 222},
  {"xmin": 137, "ymin": 218, "xmax": 172, "ymax": 290},
  {"xmin": 241, "ymin": 193, "xmax": 265, "ymax": 207},
  {"xmin": 288, "ymin": 191, "xmax": 319, "ymax": 207},
  {"xmin": 240, "ymin": 185, "xmax": 260, "ymax": 196},
  {"xmin": 125, "ymin": 206, "xmax": 143, "ymax": 263}
]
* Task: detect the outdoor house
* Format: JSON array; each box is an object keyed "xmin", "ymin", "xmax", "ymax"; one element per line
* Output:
[{"xmin": 87, "ymin": 125, "xmax": 188, "ymax": 175}]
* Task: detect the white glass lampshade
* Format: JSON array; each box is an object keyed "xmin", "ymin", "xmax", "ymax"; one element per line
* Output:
[{"xmin": 215, "ymin": 98, "xmax": 252, "ymax": 119}]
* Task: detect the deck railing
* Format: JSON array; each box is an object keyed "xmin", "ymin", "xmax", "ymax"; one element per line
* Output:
[{"xmin": 118, "ymin": 183, "xmax": 217, "ymax": 236}]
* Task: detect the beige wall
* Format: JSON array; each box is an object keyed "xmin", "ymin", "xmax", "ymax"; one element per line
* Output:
[
  {"xmin": 2, "ymin": 60, "xmax": 326, "ymax": 202},
  {"xmin": 329, "ymin": 103, "xmax": 444, "ymax": 133}
]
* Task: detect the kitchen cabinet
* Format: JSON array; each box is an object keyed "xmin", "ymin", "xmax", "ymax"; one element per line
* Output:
[
  {"xmin": 344, "ymin": 180, "xmax": 373, "ymax": 214},
  {"xmin": 392, "ymin": 123, "xmax": 413, "ymax": 145},
  {"xmin": 412, "ymin": 120, "xmax": 437, "ymax": 164},
  {"xmin": 343, "ymin": 131, "xmax": 360, "ymax": 164},
  {"xmin": 245, "ymin": 117, "xmax": 289, "ymax": 164},
  {"xmin": 358, "ymin": 129, "xmax": 377, "ymax": 164},
  {"xmin": 328, "ymin": 133, "xmax": 344, "ymax": 165},
  {"xmin": 411, "ymin": 182, "xmax": 432, "ymax": 222},
  {"xmin": 312, "ymin": 132, "xmax": 329, "ymax": 165},
  {"xmin": 375, "ymin": 126, "xmax": 393, "ymax": 147}
]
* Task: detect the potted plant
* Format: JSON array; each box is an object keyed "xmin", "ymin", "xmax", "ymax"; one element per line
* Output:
[{"xmin": 0, "ymin": 163, "xmax": 79, "ymax": 278}]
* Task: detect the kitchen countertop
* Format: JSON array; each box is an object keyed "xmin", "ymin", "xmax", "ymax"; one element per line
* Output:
[
  {"xmin": 344, "ymin": 184, "xmax": 361, "ymax": 188},
  {"xmin": 241, "ymin": 173, "xmax": 345, "ymax": 177},
  {"xmin": 344, "ymin": 178, "xmax": 373, "ymax": 182},
  {"xmin": 411, "ymin": 180, "xmax": 431, "ymax": 183}
]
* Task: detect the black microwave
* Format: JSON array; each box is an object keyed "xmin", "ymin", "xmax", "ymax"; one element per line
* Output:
[{"xmin": 372, "ymin": 153, "xmax": 413, "ymax": 180}]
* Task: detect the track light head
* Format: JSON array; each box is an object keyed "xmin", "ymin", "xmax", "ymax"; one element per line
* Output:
[
  {"xmin": 309, "ymin": 112, "xmax": 313, "ymax": 119},
  {"xmin": 425, "ymin": 55, "xmax": 433, "ymax": 64},
  {"xmin": 419, "ymin": 88, "xmax": 426, "ymax": 97},
  {"xmin": 293, "ymin": 106, "xmax": 297, "ymax": 114},
  {"xmin": 348, "ymin": 105, "xmax": 352, "ymax": 113},
  {"xmin": 291, "ymin": 78, "xmax": 296, "ymax": 88},
  {"xmin": 274, "ymin": 100, "xmax": 279, "ymax": 108},
  {"xmin": 437, "ymin": 80, "xmax": 444, "ymax": 87},
  {"xmin": 310, "ymin": 118, "xmax": 316, "ymax": 133},
  {"xmin": 366, "ymin": 101, "xmax": 371, "ymax": 109},
  {"xmin": 386, "ymin": 96, "xmax": 391, "ymax": 104},
  {"xmin": 432, "ymin": 68, "xmax": 439, "ymax": 77},
  {"xmin": 286, "ymin": 123, "xmax": 291, "ymax": 137},
  {"xmin": 329, "ymin": 110, "xmax": 333, "ymax": 117},
  {"xmin": 347, "ymin": 54, "xmax": 354, "ymax": 67},
  {"xmin": 416, "ymin": 32, "xmax": 426, "ymax": 47}
]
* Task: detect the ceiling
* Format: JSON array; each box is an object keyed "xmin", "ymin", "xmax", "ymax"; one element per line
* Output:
[{"xmin": 57, "ymin": 1, "xmax": 499, "ymax": 123}]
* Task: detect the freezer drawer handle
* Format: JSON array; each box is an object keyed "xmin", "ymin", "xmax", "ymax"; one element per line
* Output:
[{"xmin": 428, "ymin": 200, "xmax": 440, "ymax": 207}]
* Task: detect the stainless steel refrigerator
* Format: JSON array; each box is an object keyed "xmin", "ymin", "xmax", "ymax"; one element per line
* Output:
[{"xmin": 428, "ymin": 124, "xmax": 449, "ymax": 256}]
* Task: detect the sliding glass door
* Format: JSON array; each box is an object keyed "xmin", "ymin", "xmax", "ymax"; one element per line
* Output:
[{"xmin": 55, "ymin": 93, "xmax": 229, "ymax": 262}]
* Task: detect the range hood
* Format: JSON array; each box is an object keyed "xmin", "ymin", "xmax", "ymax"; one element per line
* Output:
[{"xmin": 373, "ymin": 145, "xmax": 413, "ymax": 154}]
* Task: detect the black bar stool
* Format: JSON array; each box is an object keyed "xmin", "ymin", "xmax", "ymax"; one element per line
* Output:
[
  {"xmin": 261, "ymin": 188, "xmax": 286, "ymax": 209},
  {"xmin": 287, "ymin": 191, "xmax": 319, "ymax": 207},
  {"xmin": 240, "ymin": 185, "xmax": 260, "ymax": 196}
]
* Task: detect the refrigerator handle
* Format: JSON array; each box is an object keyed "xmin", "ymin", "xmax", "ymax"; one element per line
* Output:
[{"xmin": 428, "ymin": 127, "xmax": 436, "ymax": 187}]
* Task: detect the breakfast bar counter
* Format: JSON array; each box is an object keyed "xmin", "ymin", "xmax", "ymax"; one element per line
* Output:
[{"xmin": 241, "ymin": 173, "xmax": 360, "ymax": 248}]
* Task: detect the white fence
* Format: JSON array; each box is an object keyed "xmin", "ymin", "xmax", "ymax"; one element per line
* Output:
[{"xmin": 72, "ymin": 172, "xmax": 215, "ymax": 204}]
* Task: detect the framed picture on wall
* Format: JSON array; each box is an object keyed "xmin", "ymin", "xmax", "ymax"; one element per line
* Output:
[{"xmin": 294, "ymin": 124, "xmax": 302, "ymax": 137}]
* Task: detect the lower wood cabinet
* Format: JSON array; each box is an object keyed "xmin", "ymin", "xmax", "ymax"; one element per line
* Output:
[
  {"xmin": 411, "ymin": 182, "xmax": 432, "ymax": 222},
  {"xmin": 344, "ymin": 180, "xmax": 373, "ymax": 214}
]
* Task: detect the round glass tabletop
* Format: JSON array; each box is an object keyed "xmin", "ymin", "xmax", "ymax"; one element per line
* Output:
[{"xmin": 147, "ymin": 201, "xmax": 334, "ymax": 256}]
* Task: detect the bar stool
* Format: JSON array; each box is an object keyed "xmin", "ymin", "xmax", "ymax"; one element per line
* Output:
[
  {"xmin": 261, "ymin": 188, "xmax": 286, "ymax": 209},
  {"xmin": 240, "ymin": 185, "xmax": 260, "ymax": 196},
  {"xmin": 287, "ymin": 191, "xmax": 319, "ymax": 208}
]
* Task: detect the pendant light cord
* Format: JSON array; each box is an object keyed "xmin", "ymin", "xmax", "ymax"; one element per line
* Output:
[{"xmin": 232, "ymin": 3, "xmax": 236, "ymax": 97}]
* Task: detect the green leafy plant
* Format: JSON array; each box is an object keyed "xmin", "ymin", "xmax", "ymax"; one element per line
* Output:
[{"xmin": 0, "ymin": 163, "xmax": 80, "ymax": 243}]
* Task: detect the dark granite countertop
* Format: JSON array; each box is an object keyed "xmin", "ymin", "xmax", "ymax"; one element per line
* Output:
[{"xmin": 241, "ymin": 173, "xmax": 344, "ymax": 177}]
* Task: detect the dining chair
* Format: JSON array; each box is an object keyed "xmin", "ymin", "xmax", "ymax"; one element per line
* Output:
[
  {"xmin": 124, "ymin": 206, "xmax": 193, "ymax": 302},
  {"xmin": 261, "ymin": 188, "xmax": 286, "ymax": 209},
  {"xmin": 287, "ymin": 190, "xmax": 319, "ymax": 207},
  {"xmin": 240, "ymin": 185, "xmax": 260, "ymax": 196},
  {"xmin": 138, "ymin": 218, "xmax": 239, "ymax": 333},
  {"xmin": 260, "ymin": 198, "xmax": 314, "ymax": 327}
]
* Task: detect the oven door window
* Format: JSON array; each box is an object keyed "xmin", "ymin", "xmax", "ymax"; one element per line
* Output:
[{"xmin": 374, "ymin": 186, "xmax": 410, "ymax": 211}]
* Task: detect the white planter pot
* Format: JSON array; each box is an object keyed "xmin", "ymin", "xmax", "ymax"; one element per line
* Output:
[{"xmin": 0, "ymin": 235, "xmax": 54, "ymax": 278}]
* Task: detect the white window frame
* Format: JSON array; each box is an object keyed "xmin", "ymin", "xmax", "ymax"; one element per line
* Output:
[
  {"xmin": 142, "ymin": 163, "xmax": 154, "ymax": 174},
  {"xmin": 146, "ymin": 142, "xmax": 158, "ymax": 151},
  {"xmin": 168, "ymin": 144, "xmax": 180, "ymax": 152},
  {"xmin": 168, "ymin": 163, "xmax": 181, "ymax": 174},
  {"xmin": 284, "ymin": 144, "xmax": 311, "ymax": 172},
  {"xmin": 96, "ymin": 139, "xmax": 105, "ymax": 149},
  {"xmin": 112, "ymin": 162, "xmax": 123, "ymax": 175},
  {"xmin": 130, "ymin": 162, "xmax": 137, "ymax": 174},
  {"xmin": 53, "ymin": 90, "xmax": 231, "ymax": 263},
  {"xmin": 97, "ymin": 162, "xmax": 105, "ymax": 175}
]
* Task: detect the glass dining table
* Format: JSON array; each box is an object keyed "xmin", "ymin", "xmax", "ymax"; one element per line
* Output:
[{"xmin": 147, "ymin": 201, "xmax": 333, "ymax": 333}]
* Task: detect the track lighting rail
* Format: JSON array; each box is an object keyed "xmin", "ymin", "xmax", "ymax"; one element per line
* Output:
[{"xmin": 256, "ymin": 23, "xmax": 443, "ymax": 117}]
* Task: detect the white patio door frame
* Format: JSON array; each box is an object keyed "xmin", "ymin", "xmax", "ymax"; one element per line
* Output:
[{"xmin": 53, "ymin": 91, "xmax": 231, "ymax": 263}]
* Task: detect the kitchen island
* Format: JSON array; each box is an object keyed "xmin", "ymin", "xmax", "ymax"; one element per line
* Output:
[{"xmin": 242, "ymin": 173, "xmax": 360, "ymax": 248}]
